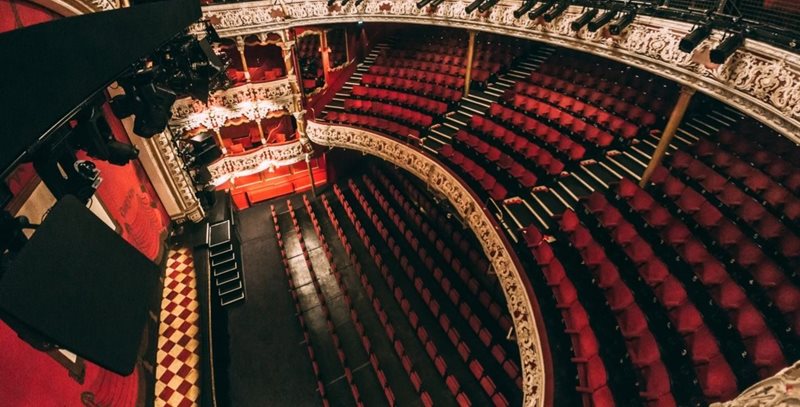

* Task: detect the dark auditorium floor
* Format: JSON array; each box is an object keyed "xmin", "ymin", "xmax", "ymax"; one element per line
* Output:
[{"xmin": 225, "ymin": 197, "xmax": 320, "ymax": 406}]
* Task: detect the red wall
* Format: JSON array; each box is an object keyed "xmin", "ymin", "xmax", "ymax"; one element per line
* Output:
[{"xmin": 1, "ymin": 7, "xmax": 165, "ymax": 405}]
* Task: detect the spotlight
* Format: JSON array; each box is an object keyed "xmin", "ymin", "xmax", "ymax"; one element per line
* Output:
[
  {"xmin": 465, "ymin": 0, "xmax": 485, "ymax": 13},
  {"xmin": 571, "ymin": 8, "xmax": 598, "ymax": 30},
  {"xmin": 341, "ymin": 0, "xmax": 350, "ymax": 5},
  {"xmin": 71, "ymin": 105, "xmax": 140, "ymax": 166},
  {"xmin": 478, "ymin": 0, "xmax": 501, "ymax": 13},
  {"xmin": 543, "ymin": 0, "xmax": 569, "ymax": 22},
  {"xmin": 587, "ymin": 5, "xmax": 620, "ymax": 32},
  {"xmin": 514, "ymin": 0, "xmax": 537, "ymax": 18},
  {"xmin": 710, "ymin": 33, "xmax": 743, "ymax": 64},
  {"xmin": 528, "ymin": 0, "xmax": 555, "ymax": 20},
  {"xmin": 608, "ymin": 8, "xmax": 637, "ymax": 35},
  {"xmin": 327, "ymin": 0, "xmax": 336, "ymax": 6},
  {"xmin": 417, "ymin": 0, "xmax": 432, "ymax": 7},
  {"xmin": 112, "ymin": 78, "xmax": 176, "ymax": 138},
  {"xmin": 679, "ymin": 23, "xmax": 712, "ymax": 53},
  {"xmin": 430, "ymin": 0, "xmax": 445, "ymax": 5},
  {"xmin": 354, "ymin": 0, "xmax": 364, "ymax": 4}
]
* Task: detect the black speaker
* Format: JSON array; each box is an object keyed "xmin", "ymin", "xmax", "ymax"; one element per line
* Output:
[{"xmin": 189, "ymin": 131, "xmax": 222, "ymax": 166}]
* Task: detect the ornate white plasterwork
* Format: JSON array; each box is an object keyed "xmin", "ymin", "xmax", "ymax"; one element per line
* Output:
[
  {"xmin": 207, "ymin": 139, "xmax": 306, "ymax": 185},
  {"xmin": 170, "ymin": 78, "xmax": 296, "ymax": 132},
  {"xmin": 147, "ymin": 131, "xmax": 206, "ymax": 223},
  {"xmin": 200, "ymin": 0, "xmax": 800, "ymax": 143},
  {"xmin": 710, "ymin": 361, "xmax": 800, "ymax": 407},
  {"xmin": 306, "ymin": 120, "xmax": 547, "ymax": 407}
]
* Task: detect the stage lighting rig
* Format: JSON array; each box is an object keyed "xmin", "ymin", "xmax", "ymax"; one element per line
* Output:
[
  {"xmin": 327, "ymin": 0, "xmax": 336, "ymax": 6},
  {"xmin": 710, "ymin": 32, "xmax": 744, "ymax": 64},
  {"xmin": 529, "ymin": 0, "xmax": 556, "ymax": 20},
  {"xmin": 70, "ymin": 105, "xmax": 139, "ymax": 166},
  {"xmin": 608, "ymin": 7, "xmax": 637, "ymax": 35},
  {"xmin": 465, "ymin": 0, "xmax": 485, "ymax": 13},
  {"xmin": 588, "ymin": 4, "xmax": 621, "ymax": 32},
  {"xmin": 571, "ymin": 8, "xmax": 598, "ymax": 30},
  {"xmin": 417, "ymin": 0, "xmax": 433, "ymax": 7},
  {"xmin": 543, "ymin": 0, "xmax": 569, "ymax": 22},
  {"xmin": 514, "ymin": 0, "xmax": 537, "ymax": 18},
  {"xmin": 680, "ymin": 22, "xmax": 713, "ymax": 52},
  {"xmin": 478, "ymin": 0, "xmax": 501, "ymax": 13},
  {"xmin": 430, "ymin": 0, "xmax": 445, "ymax": 6}
]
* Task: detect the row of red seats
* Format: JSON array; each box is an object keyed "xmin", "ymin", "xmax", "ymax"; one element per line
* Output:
[
  {"xmin": 692, "ymin": 139, "xmax": 800, "ymax": 221},
  {"xmin": 369, "ymin": 65, "xmax": 465, "ymax": 90},
  {"xmin": 449, "ymin": 132, "xmax": 538, "ymax": 189},
  {"xmin": 724, "ymin": 120, "xmax": 800, "ymax": 167},
  {"xmin": 371, "ymin": 167, "xmax": 514, "ymax": 336},
  {"xmin": 615, "ymin": 178, "xmax": 789, "ymax": 378},
  {"xmin": 380, "ymin": 167, "xmax": 495, "ymax": 285},
  {"xmin": 485, "ymin": 103, "xmax": 593, "ymax": 159},
  {"xmin": 373, "ymin": 55, "xmax": 496, "ymax": 83},
  {"xmin": 529, "ymin": 70, "xmax": 670, "ymax": 118},
  {"xmin": 713, "ymin": 128, "xmax": 800, "ymax": 196},
  {"xmin": 393, "ymin": 45, "xmax": 514, "ymax": 67},
  {"xmin": 507, "ymin": 86, "xmax": 642, "ymax": 140},
  {"xmin": 565, "ymin": 199, "xmax": 741, "ymax": 404},
  {"xmin": 272, "ymin": 205, "xmax": 336, "ymax": 407},
  {"xmin": 437, "ymin": 145, "xmax": 508, "ymax": 201},
  {"xmin": 522, "ymin": 227, "xmax": 616, "ymax": 406},
  {"xmin": 287, "ymin": 200, "xmax": 370, "ymax": 406},
  {"xmin": 351, "ymin": 85, "xmax": 448, "ymax": 116},
  {"xmin": 513, "ymin": 81, "xmax": 657, "ymax": 128},
  {"xmin": 362, "ymin": 174, "xmax": 518, "ymax": 381},
  {"xmin": 344, "ymin": 99, "xmax": 434, "ymax": 128},
  {"xmin": 325, "ymin": 192, "xmax": 441, "ymax": 406},
  {"xmin": 469, "ymin": 115, "xmax": 568, "ymax": 175},
  {"xmin": 550, "ymin": 210, "xmax": 679, "ymax": 405},
  {"xmin": 646, "ymin": 167, "xmax": 800, "ymax": 336},
  {"xmin": 538, "ymin": 54, "xmax": 675, "ymax": 107},
  {"xmin": 324, "ymin": 111, "xmax": 420, "ymax": 142},
  {"xmin": 361, "ymin": 74, "xmax": 464, "ymax": 103},
  {"xmin": 671, "ymin": 150, "xmax": 800, "ymax": 261},
  {"xmin": 337, "ymin": 184, "xmax": 493, "ymax": 406}
]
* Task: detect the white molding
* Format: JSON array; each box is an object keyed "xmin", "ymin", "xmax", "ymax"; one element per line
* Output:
[
  {"xmin": 206, "ymin": 139, "xmax": 306, "ymax": 185},
  {"xmin": 200, "ymin": 0, "xmax": 800, "ymax": 143},
  {"xmin": 710, "ymin": 360, "xmax": 800, "ymax": 407},
  {"xmin": 306, "ymin": 120, "xmax": 547, "ymax": 407}
]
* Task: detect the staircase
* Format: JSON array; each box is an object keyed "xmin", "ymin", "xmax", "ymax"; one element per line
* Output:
[{"xmin": 319, "ymin": 41, "xmax": 392, "ymax": 118}]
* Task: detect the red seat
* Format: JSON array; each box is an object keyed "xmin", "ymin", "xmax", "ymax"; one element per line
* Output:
[
  {"xmin": 670, "ymin": 303, "xmax": 704, "ymax": 335},
  {"xmin": 694, "ymin": 201, "xmax": 723, "ymax": 228},
  {"xmin": 561, "ymin": 209, "xmax": 581, "ymax": 232},
  {"xmin": 698, "ymin": 356, "xmax": 738, "ymax": 401},
  {"xmin": 735, "ymin": 304, "xmax": 767, "ymax": 338},
  {"xmin": 640, "ymin": 259, "xmax": 669, "ymax": 286},
  {"xmin": 696, "ymin": 259, "xmax": 728, "ymax": 286},
  {"xmin": 687, "ymin": 326, "xmax": 721, "ymax": 365},
  {"xmin": 629, "ymin": 332, "xmax": 661, "ymax": 368},
  {"xmin": 752, "ymin": 333, "xmax": 785, "ymax": 370},
  {"xmin": 607, "ymin": 280, "xmax": 635, "ymax": 312},
  {"xmin": 639, "ymin": 362, "xmax": 672, "ymax": 399},
  {"xmin": 677, "ymin": 188, "xmax": 705, "ymax": 213},
  {"xmin": 575, "ymin": 354, "xmax": 608, "ymax": 392},
  {"xmin": 619, "ymin": 306, "xmax": 649, "ymax": 338}
]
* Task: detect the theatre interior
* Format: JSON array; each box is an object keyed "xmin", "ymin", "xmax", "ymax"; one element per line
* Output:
[{"xmin": 1, "ymin": 0, "xmax": 800, "ymax": 406}]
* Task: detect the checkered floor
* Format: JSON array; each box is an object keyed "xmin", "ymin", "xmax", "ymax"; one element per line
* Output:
[{"xmin": 155, "ymin": 247, "xmax": 201, "ymax": 407}]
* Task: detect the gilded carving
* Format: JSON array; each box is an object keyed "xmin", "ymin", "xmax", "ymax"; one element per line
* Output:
[
  {"xmin": 199, "ymin": 0, "xmax": 800, "ymax": 142},
  {"xmin": 206, "ymin": 139, "xmax": 306, "ymax": 185},
  {"xmin": 710, "ymin": 361, "xmax": 800, "ymax": 407}
]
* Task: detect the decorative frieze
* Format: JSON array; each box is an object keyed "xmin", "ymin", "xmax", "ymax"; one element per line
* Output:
[
  {"xmin": 170, "ymin": 78, "xmax": 295, "ymax": 133},
  {"xmin": 206, "ymin": 139, "xmax": 306, "ymax": 185},
  {"xmin": 306, "ymin": 121, "xmax": 547, "ymax": 407},
  {"xmin": 201, "ymin": 0, "xmax": 800, "ymax": 143},
  {"xmin": 710, "ymin": 361, "xmax": 800, "ymax": 407}
]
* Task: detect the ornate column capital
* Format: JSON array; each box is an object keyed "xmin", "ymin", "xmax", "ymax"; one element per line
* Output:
[{"xmin": 235, "ymin": 35, "xmax": 246, "ymax": 52}]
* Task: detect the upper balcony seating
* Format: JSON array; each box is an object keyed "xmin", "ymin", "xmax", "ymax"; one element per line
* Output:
[
  {"xmin": 351, "ymin": 85, "xmax": 448, "ymax": 116},
  {"xmin": 325, "ymin": 111, "xmax": 421, "ymax": 142}
]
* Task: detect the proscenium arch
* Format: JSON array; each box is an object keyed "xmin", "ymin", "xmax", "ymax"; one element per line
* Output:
[
  {"xmin": 306, "ymin": 120, "xmax": 553, "ymax": 407},
  {"xmin": 201, "ymin": 0, "xmax": 800, "ymax": 144}
]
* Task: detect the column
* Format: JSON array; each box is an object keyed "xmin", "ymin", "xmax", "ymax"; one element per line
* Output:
[
  {"xmin": 284, "ymin": 29, "xmax": 307, "ymax": 110},
  {"xmin": 255, "ymin": 119, "xmax": 267, "ymax": 145},
  {"xmin": 639, "ymin": 86, "xmax": 697, "ymax": 186},
  {"xmin": 464, "ymin": 30, "xmax": 476, "ymax": 97},
  {"xmin": 236, "ymin": 36, "xmax": 251, "ymax": 82},
  {"xmin": 320, "ymin": 31, "xmax": 332, "ymax": 85},
  {"xmin": 214, "ymin": 128, "xmax": 227, "ymax": 155},
  {"xmin": 305, "ymin": 154, "xmax": 317, "ymax": 198},
  {"xmin": 344, "ymin": 27, "xmax": 350, "ymax": 63}
]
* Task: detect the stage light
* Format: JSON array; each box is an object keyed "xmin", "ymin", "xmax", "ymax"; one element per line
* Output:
[
  {"xmin": 478, "ymin": 0, "xmax": 501, "ymax": 12},
  {"xmin": 543, "ymin": 0, "xmax": 569, "ymax": 22},
  {"xmin": 71, "ymin": 105, "xmax": 140, "ymax": 166},
  {"xmin": 465, "ymin": 0, "xmax": 485, "ymax": 13},
  {"xmin": 341, "ymin": 0, "xmax": 350, "ymax": 5},
  {"xmin": 354, "ymin": 0, "xmax": 365, "ymax": 5},
  {"xmin": 587, "ymin": 5, "xmax": 620, "ymax": 32},
  {"xmin": 679, "ymin": 23, "xmax": 712, "ymax": 53},
  {"xmin": 131, "ymin": 82, "xmax": 177, "ymax": 138},
  {"xmin": 514, "ymin": 0, "xmax": 537, "ymax": 18},
  {"xmin": 417, "ymin": 0, "xmax": 433, "ymax": 7},
  {"xmin": 430, "ymin": 0, "xmax": 445, "ymax": 6},
  {"xmin": 571, "ymin": 8, "xmax": 598, "ymax": 30},
  {"xmin": 528, "ymin": 0, "xmax": 555, "ymax": 20},
  {"xmin": 710, "ymin": 33, "xmax": 743, "ymax": 64},
  {"xmin": 327, "ymin": 0, "xmax": 336, "ymax": 6},
  {"xmin": 608, "ymin": 8, "xmax": 637, "ymax": 35}
]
